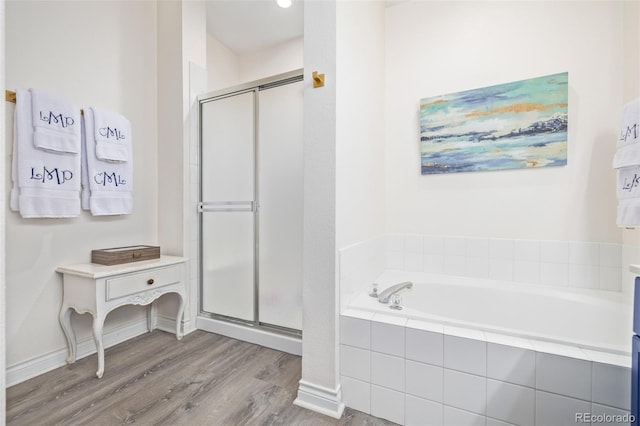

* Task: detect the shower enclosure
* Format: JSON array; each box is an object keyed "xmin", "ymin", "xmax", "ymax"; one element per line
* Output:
[{"xmin": 198, "ymin": 70, "xmax": 303, "ymax": 336}]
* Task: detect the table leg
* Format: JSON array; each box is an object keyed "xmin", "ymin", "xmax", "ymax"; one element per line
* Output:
[
  {"xmin": 58, "ymin": 306, "xmax": 76, "ymax": 364},
  {"xmin": 175, "ymin": 294, "xmax": 185, "ymax": 340},
  {"xmin": 92, "ymin": 313, "xmax": 106, "ymax": 379},
  {"xmin": 147, "ymin": 302, "xmax": 157, "ymax": 333}
]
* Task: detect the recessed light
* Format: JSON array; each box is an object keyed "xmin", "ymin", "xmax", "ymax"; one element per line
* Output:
[{"xmin": 276, "ymin": 0, "xmax": 292, "ymax": 8}]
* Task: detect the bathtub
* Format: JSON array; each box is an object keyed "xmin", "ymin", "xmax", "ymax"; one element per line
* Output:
[
  {"xmin": 349, "ymin": 270, "xmax": 633, "ymax": 355},
  {"xmin": 340, "ymin": 269, "xmax": 634, "ymax": 425}
]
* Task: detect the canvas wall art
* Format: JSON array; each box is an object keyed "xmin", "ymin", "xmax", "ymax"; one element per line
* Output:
[{"xmin": 419, "ymin": 72, "xmax": 568, "ymax": 175}]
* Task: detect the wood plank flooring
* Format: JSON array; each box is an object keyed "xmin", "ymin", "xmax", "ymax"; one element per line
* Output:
[{"xmin": 7, "ymin": 330, "xmax": 397, "ymax": 426}]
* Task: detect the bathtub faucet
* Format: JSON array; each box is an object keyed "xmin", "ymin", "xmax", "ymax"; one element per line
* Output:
[{"xmin": 378, "ymin": 281, "xmax": 413, "ymax": 304}]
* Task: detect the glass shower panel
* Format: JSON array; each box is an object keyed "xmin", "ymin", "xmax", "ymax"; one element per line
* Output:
[
  {"xmin": 200, "ymin": 91, "xmax": 255, "ymax": 322},
  {"xmin": 201, "ymin": 212, "xmax": 254, "ymax": 321},
  {"xmin": 201, "ymin": 91, "xmax": 255, "ymax": 202},
  {"xmin": 257, "ymin": 81, "xmax": 303, "ymax": 330}
]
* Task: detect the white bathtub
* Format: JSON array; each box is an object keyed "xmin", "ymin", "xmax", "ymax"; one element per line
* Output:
[{"xmin": 349, "ymin": 270, "xmax": 633, "ymax": 355}]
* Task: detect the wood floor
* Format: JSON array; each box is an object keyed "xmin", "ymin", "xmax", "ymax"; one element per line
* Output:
[{"xmin": 7, "ymin": 330, "xmax": 396, "ymax": 426}]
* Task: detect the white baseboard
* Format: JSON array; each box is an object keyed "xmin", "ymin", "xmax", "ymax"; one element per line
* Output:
[
  {"xmin": 196, "ymin": 316, "xmax": 301, "ymax": 356},
  {"xmin": 156, "ymin": 314, "xmax": 194, "ymax": 336},
  {"xmin": 293, "ymin": 380, "xmax": 345, "ymax": 419},
  {"xmin": 6, "ymin": 319, "xmax": 149, "ymax": 387}
]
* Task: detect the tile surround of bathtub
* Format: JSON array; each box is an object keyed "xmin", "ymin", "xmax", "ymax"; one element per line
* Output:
[
  {"xmin": 339, "ymin": 311, "xmax": 632, "ymax": 426},
  {"xmin": 373, "ymin": 234, "xmax": 636, "ymax": 292},
  {"xmin": 338, "ymin": 235, "xmax": 638, "ymax": 424},
  {"xmin": 339, "ymin": 236, "xmax": 386, "ymax": 311}
]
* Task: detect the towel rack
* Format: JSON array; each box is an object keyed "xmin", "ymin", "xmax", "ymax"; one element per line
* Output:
[
  {"xmin": 5, "ymin": 89, "xmax": 84, "ymax": 115},
  {"xmin": 5, "ymin": 90, "xmax": 16, "ymax": 103}
]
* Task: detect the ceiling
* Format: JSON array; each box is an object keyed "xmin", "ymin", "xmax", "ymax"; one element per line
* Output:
[{"xmin": 206, "ymin": 0, "xmax": 304, "ymax": 55}]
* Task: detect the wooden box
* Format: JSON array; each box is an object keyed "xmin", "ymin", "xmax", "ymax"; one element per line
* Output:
[{"xmin": 91, "ymin": 245, "xmax": 160, "ymax": 266}]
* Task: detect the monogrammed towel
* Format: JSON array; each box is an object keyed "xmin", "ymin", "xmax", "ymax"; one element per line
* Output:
[
  {"xmin": 30, "ymin": 88, "xmax": 81, "ymax": 154},
  {"xmin": 81, "ymin": 107, "xmax": 133, "ymax": 215},
  {"xmin": 12, "ymin": 89, "xmax": 81, "ymax": 218},
  {"xmin": 92, "ymin": 107, "xmax": 131, "ymax": 162},
  {"xmin": 614, "ymin": 97, "xmax": 640, "ymax": 227}
]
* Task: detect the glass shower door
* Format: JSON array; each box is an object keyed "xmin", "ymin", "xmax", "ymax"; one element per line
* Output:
[
  {"xmin": 200, "ymin": 90, "xmax": 256, "ymax": 322},
  {"xmin": 257, "ymin": 80, "xmax": 303, "ymax": 331},
  {"xmin": 199, "ymin": 70, "xmax": 303, "ymax": 334}
]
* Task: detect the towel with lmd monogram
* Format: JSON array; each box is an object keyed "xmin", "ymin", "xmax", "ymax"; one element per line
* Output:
[
  {"xmin": 81, "ymin": 107, "xmax": 133, "ymax": 215},
  {"xmin": 10, "ymin": 89, "xmax": 82, "ymax": 218},
  {"xmin": 614, "ymin": 98, "xmax": 640, "ymax": 227}
]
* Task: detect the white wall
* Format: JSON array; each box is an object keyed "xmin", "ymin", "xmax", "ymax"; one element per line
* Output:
[
  {"xmin": 207, "ymin": 34, "xmax": 241, "ymax": 92},
  {"xmin": 156, "ymin": 0, "xmax": 206, "ymax": 333},
  {"xmin": 238, "ymin": 37, "xmax": 303, "ymax": 83},
  {"xmin": 1, "ymin": 0, "xmax": 6, "ymax": 417},
  {"xmin": 5, "ymin": 0, "xmax": 158, "ymax": 369},
  {"xmin": 385, "ymin": 0, "xmax": 628, "ymax": 243},
  {"xmin": 336, "ymin": 1, "xmax": 386, "ymax": 250},
  {"xmin": 207, "ymin": 35, "xmax": 302, "ymax": 92}
]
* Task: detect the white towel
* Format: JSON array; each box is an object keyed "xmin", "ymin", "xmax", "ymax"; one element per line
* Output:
[
  {"xmin": 614, "ymin": 97, "xmax": 640, "ymax": 227},
  {"xmin": 30, "ymin": 88, "xmax": 81, "ymax": 154},
  {"xmin": 12, "ymin": 89, "xmax": 81, "ymax": 218},
  {"xmin": 92, "ymin": 107, "xmax": 131, "ymax": 162},
  {"xmin": 81, "ymin": 108, "xmax": 133, "ymax": 215}
]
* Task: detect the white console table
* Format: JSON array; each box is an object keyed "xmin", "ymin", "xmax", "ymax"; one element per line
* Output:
[{"xmin": 56, "ymin": 255, "xmax": 187, "ymax": 378}]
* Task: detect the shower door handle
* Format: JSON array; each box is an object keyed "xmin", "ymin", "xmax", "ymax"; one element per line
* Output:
[{"xmin": 198, "ymin": 201, "xmax": 254, "ymax": 213}]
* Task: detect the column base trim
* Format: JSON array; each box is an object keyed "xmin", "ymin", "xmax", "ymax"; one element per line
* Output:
[{"xmin": 293, "ymin": 379, "xmax": 345, "ymax": 419}]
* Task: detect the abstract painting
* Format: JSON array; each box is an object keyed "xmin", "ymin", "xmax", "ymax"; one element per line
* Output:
[{"xmin": 419, "ymin": 72, "xmax": 568, "ymax": 175}]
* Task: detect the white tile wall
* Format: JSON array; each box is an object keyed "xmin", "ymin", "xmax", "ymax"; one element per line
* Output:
[
  {"xmin": 486, "ymin": 418, "xmax": 516, "ymax": 426},
  {"xmin": 340, "ymin": 344, "xmax": 370, "ymax": 382},
  {"xmin": 443, "ymin": 369, "xmax": 486, "ymax": 415},
  {"xmin": 373, "ymin": 233, "xmax": 635, "ymax": 292},
  {"xmin": 444, "ymin": 406, "xmax": 486, "ymax": 426},
  {"xmin": 372, "ymin": 318, "xmax": 406, "ymax": 357},
  {"xmin": 444, "ymin": 335, "xmax": 486, "ymax": 376},
  {"xmin": 405, "ymin": 360, "xmax": 443, "ymax": 402},
  {"xmin": 405, "ymin": 395, "xmax": 443, "ymax": 426},
  {"xmin": 340, "ymin": 315, "xmax": 371, "ymax": 350},
  {"xmin": 467, "ymin": 238, "xmax": 489, "ymax": 258},
  {"xmin": 490, "ymin": 239, "xmax": 514, "ymax": 260},
  {"xmin": 536, "ymin": 352, "xmax": 592, "ymax": 400},
  {"xmin": 489, "ymin": 258, "xmax": 514, "ymax": 281},
  {"xmin": 406, "ymin": 324, "xmax": 443, "ymax": 366},
  {"xmin": 535, "ymin": 391, "xmax": 591, "ymax": 426},
  {"xmin": 486, "ymin": 343, "xmax": 535, "ymax": 388},
  {"xmin": 339, "ymin": 313, "xmax": 632, "ymax": 426},
  {"xmin": 371, "ymin": 352, "xmax": 404, "ymax": 392},
  {"xmin": 341, "ymin": 375, "xmax": 370, "ymax": 414},
  {"xmin": 540, "ymin": 240, "xmax": 569, "ymax": 263},
  {"xmin": 371, "ymin": 384, "xmax": 405, "ymax": 425},
  {"xmin": 424, "ymin": 236, "xmax": 445, "ymax": 255},
  {"xmin": 486, "ymin": 379, "xmax": 535, "ymax": 426},
  {"xmin": 515, "ymin": 240, "xmax": 540, "ymax": 262},
  {"xmin": 592, "ymin": 362, "xmax": 631, "ymax": 410}
]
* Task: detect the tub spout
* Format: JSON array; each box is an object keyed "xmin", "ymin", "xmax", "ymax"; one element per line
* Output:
[{"xmin": 378, "ymin": 281, "xmax": 413, "ymax": 304}]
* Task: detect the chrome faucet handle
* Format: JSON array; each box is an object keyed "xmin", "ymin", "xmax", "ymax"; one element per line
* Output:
[
  {"xmin": 369, "ymin": 283, "xmax": 379, "ymax": 298},
  {"xmin": 390, "ymin": 294, "xmax": 403, "ymax": 310}
]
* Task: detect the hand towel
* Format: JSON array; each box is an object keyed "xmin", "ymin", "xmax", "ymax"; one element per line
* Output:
[
  {"xmin": 92, "ymin": 107, "xmax": 131, "ymax": 162},
  {"xmin": 614, "ymin": 97, "xmax": 640, "ymax": 227},
  {"xmin": 81, "ymin": 108, "xmax": 133, "ymax": 215},
  {"xmin": 13, "ymin": 89, "xmax": 81, "ymax": 218},
  {"xmin": 30, "ymin": 88, "xmax": 81, "ymax": 154}
]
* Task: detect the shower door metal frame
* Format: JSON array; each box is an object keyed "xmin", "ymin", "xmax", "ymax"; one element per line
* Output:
[{"xmin": 197, "ymin": 69, "xmax": 303, "ymax": 337}]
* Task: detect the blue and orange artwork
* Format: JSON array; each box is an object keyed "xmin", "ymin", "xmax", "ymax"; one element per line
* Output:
[{"xmin": 419, "ymin": 72, "xmax": 568, "ymax": 175}]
